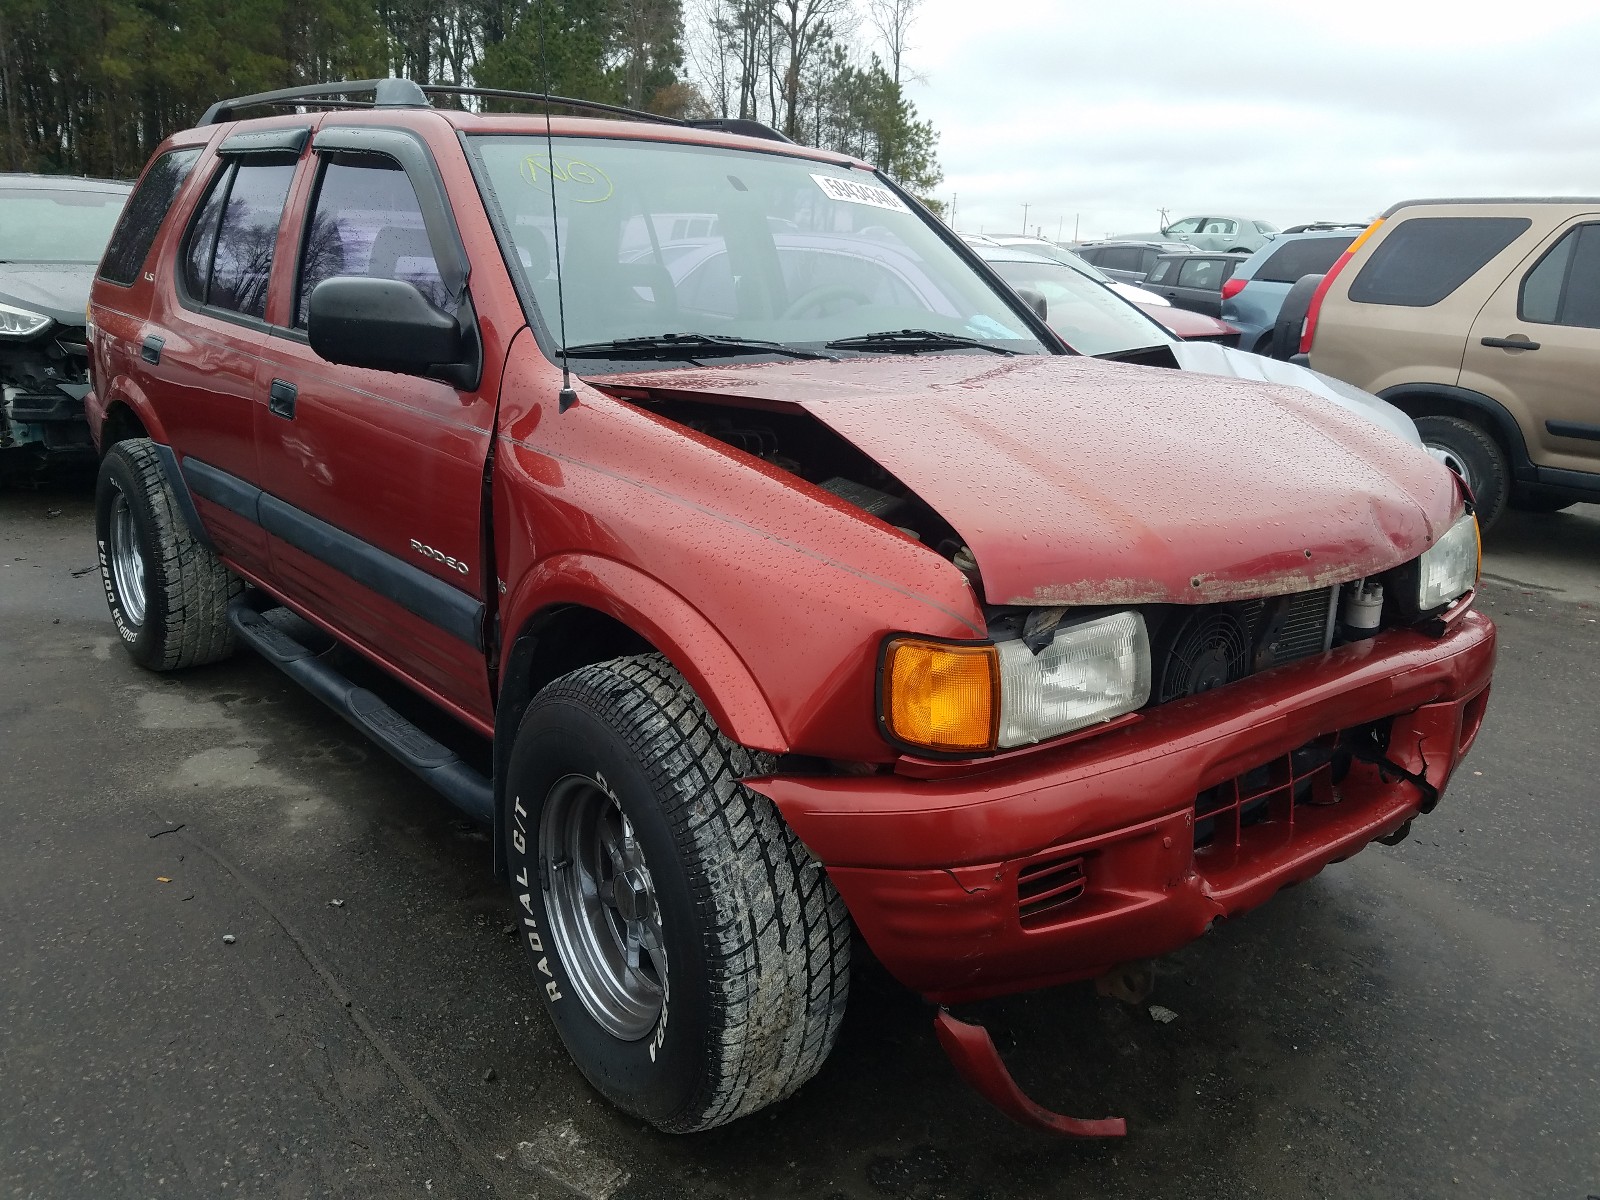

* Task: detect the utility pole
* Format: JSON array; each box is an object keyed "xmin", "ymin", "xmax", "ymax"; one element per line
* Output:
[
  {"xmin": 951, "ymin": 193, "xmax": 958, "ymax": 230},
  {"xmin": 1073, "ymin": 213, "xmax": 1080, "ymax": 242},
  {"xmin": 1021, "ymin": 202, "xmax": 1030, "ymax": 235},
  {"xmin": 1056, "ymin": 216, "xmax": 1063, "ymax": 241}
]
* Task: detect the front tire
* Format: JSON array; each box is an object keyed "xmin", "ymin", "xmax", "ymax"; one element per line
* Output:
[
  {"xmin": 1414, "ymin": 415, "xmax": 1509, "ymax": 528},
  {"xmin": 504, "ymin": 654, "xmax": 850, "ymax": 1133},
  {"xmin": 95, "ymin": 438, "xmax": 241, "ymax": 670}
]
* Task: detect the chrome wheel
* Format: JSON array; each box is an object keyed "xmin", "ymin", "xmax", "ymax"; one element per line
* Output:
[
  {"xmin": 1425, "ymin": 441, "xmax": 1476, "ymax": 494},
  {"xmin": 108, "ymin": 490, "xmax": 147, "ymax": 627},
  {"xmin": 539, "ymin": 774, "xmax": 666, "ymax": 1040}
]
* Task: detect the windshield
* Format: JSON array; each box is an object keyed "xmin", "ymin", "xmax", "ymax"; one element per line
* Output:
[
  {"xmin": 988, "ymin": 258, "xmax": 1173, "ymax": 357},
  {"xmin": 0, "ymin": 186, "xmax": 129, "ymax": 263},
  {"xmin": 468, "ymin": 135, "xmax": 1046, "ymax": 361}
]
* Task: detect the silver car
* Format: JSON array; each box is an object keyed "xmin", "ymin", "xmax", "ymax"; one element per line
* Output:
[{"xmin": 1111, "ymin": 215, "xmax": 1278, "ymax": 254}]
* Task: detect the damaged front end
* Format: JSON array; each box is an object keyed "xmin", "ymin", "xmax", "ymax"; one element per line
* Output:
[{"xmin": 1, "ymin": 320, "xmax": 94, "ymax": 481}]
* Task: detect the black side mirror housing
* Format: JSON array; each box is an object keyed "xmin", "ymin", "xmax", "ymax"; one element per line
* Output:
[
  {"xmin": 1015, "ymin": 285, "xmax": 1049, "ymax": 324},
  {"xmin": 307, "ymin": 277, "xmax": 474, "ymax": 385}
]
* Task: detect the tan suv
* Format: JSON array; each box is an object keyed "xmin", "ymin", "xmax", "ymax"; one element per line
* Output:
[{"xmin": 1287, "ymin": 198, "xmax": 1600, "ymax": 526}]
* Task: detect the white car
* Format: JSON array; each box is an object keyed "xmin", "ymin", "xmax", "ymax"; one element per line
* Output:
[{"xmin": 962, "ymin": 233, "xmax": 1171, "ymax": 306}]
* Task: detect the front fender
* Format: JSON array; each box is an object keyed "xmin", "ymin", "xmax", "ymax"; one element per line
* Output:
[{"xmin": 501, "ymin": 552, "xmax": 787, "ymax": 753}]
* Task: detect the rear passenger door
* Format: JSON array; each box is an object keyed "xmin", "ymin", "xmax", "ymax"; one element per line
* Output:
[
  {"xmin": 149, "ymin": 140, "xmax": 304, "ymax": 578},
  {"xmin": 251, "ymin": 127, "xmax": 498, "ymax": 722},
  {"xmin": 1464, "ymin": 216, "xmax": 1600, "ymax": 475}
]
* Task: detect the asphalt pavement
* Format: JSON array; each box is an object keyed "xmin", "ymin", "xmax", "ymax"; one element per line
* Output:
[{"xmin": 2, "ymin": 481, "xmax": 1597, "ymax": 1200}]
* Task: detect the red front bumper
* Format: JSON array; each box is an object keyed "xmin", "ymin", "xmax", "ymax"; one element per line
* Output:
[{"xmin": 750, "ymin": 611, "xmax": 1496, "ymax": 1004}]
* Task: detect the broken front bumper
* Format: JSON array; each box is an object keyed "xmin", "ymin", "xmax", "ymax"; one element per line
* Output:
[{"xmin": 750, "ymin": 610, "xmax": 1496, "ymax": 1005}]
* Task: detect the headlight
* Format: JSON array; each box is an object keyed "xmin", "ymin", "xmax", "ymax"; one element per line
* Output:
[
  {"xmin": 0, "ymin": 301, "xmax": 53, "ymax": 339},
  {"xmin": 1416, "ymin": 511, "xmax": 1480, "ymax": 610},
  {"xmin": 996, "ymin": 612, "xmax": 1150, "ymax": 746},
  {"xmin": 881, "ymin": 612, "xmax": 1151, "ymax": 754}
]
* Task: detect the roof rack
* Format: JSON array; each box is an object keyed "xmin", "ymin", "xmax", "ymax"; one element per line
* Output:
[{"xmin": 198, "ymin": 79, "xmax": 791, "ymax": 142}]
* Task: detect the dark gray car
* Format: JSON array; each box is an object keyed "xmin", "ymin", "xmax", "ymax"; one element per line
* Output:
[
  {"xmin": 1, "ymin": 173, "xmax": 131, "ymax": 479},
  {"xmin": 1141, "ymin": 252, "xmax": 1248, "ymax": 317},
  {"xmin": 1074, "ymin": 240, "xmax": 1196, "ymax": 285}
]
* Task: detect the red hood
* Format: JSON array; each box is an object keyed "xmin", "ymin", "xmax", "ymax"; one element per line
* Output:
[
  {"xmin": 1138, "ymin": 304, "xmax": 1237, "ymax": 340},
  {"xmin": 592, "ymin": 356, "xmax": 1459, "ymax": 606}
]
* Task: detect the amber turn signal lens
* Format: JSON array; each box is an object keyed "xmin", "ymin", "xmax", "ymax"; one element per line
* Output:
[{"xmin": 883, "ymin": 638, "xmax": 999, "ymax": 753}]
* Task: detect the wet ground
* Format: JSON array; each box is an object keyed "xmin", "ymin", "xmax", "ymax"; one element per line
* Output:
[{"xmin": 2, "ymin": 482, "xmax": 1597, "ymax": 1200}]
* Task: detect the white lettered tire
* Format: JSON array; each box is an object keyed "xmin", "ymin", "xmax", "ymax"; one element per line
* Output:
[
  {"xmin": 94, "ymin": 438, "xmax": 241, "ymax": 670},
  {"xmin": 504, "ymin": 653, "xmax": 850, "ymax": 1132}
]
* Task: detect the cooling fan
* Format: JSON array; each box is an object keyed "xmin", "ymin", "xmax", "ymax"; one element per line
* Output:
[{"xmin": 1158, "ymin": 610, "xmax": 1253, "ymax": 702}]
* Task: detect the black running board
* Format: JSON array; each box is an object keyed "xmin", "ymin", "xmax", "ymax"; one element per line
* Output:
[{"xmin": 228, "ymin": 601, "xmax": 493, "ymax": 824}]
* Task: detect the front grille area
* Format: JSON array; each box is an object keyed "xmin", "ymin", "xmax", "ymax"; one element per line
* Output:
[
  {"xmin": 1154, "ymin": 586, "xmax": 1336, "ymax": 703},
  {"xmin": 1194, "ymin": 734, "xmax": 1341, "ymax": 851}
]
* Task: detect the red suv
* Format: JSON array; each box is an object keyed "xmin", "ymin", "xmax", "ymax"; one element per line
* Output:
[{"xmin": 86, "ymin": 80, "xmax": 1496, "ymax": 1137}]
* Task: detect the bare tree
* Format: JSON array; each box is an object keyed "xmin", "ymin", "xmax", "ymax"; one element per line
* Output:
[
  {"xmin": 771, "ymin": 0, "xmax": 851, "ymax": 139},
  {"xmin": 866, "ymin": 0, "xmax": 918, "ymax": 87}
]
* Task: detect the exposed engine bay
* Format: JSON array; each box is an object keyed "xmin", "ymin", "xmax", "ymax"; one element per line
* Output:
[{"xmin": 626, "ymin": 392, "xmax": 980, "ymax": 578}]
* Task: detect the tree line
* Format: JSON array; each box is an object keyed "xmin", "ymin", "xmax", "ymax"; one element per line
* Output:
[{"xmin": 0, "ymin": 0, "xmax": 941, "ymax": 203}]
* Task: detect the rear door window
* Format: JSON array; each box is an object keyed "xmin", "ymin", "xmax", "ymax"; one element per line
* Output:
[
  {"xmin": 1177, "ymin": 258, "xmax": 1223, "ymax": 290},
  {"xmin": 181, "ymin": 160, "xmax": 297, "ymax": 319},
  {"xmin": 1348, "ymin": 216, "xmax": 1530, "ymax": 307},
  {"xmin": 1519, "ymin": 223, "xmax": 1600, "ymax": 329},
  {"xmin": 1146, "ymin": 258, "xmax": 1176, "ymax": 284},
  {"xmin": 99, "ymin": 148, "xmax": 202, "ymax": 286},
  {"xmin": 296, "ymin": 157, "xmax": 449, "ymax": 325},
  {"xmin": 1254, "ymin": 235, "xmax": 1354, "ymax": 283}
]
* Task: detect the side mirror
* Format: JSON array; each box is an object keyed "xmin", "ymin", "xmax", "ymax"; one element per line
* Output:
[
  {"xmin": 307, "ymin": 277, "xmax": 465, "ymax": 378},
  {"xmin": 1015, "ymin": 285, "xmax": 1049, "ymax": 323}
]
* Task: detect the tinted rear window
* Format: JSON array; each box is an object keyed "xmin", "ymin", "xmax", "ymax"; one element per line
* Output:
[
  {"xmin": 1098, "ymin": 246, "xmax": 1145, "ymax": 272},
  {"xmin": 1254, "ymin": 235, "xmax": 1354, "ymax": 284},
  {"xmin": 99, "ymin": 148, "xmax": 202, "ymax": 286},
  {"xmin": 1347, "ymin": 216, "xmax": 1530, "ymax": 307}
]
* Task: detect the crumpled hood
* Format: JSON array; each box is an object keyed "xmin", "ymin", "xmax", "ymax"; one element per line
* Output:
[
  {"xmin": 0, "ymin": 263, "xmax": 94, "ymax": 328},
  {"xmin": 595, "ymin": 355, "xmax": 1459, "ymax": 606}
]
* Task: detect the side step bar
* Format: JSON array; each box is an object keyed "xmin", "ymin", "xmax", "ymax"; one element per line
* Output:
[{"xmin": 228, "ymin": 600, "xmax": 493, "ymax": 824}]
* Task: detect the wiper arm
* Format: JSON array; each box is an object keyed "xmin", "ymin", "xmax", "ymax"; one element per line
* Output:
[
  {"xmin": 825, "ymin": 328, "xmax": 1015, "ymax": 355},
  {"xmin": 562, "ymin": 332, "xmax": 835, "ymax": 361}
]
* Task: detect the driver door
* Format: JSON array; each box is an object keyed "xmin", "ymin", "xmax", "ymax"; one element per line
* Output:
[{"xmin": 251, "ymin": 131, "xmax": 499, "ymax": 722}]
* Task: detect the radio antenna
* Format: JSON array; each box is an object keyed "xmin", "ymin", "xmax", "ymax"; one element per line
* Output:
[{"xmin": 538, "ymin": 1, "xmax": 578, "ymax": 413}]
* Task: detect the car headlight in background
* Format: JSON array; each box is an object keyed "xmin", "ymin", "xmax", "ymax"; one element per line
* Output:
[
  {"xmin": 0, "ymin": 301, "xmax": 53, "ymax": 339},
  {"xmin": 1416, "ymin": 511, "xmax": 1480, "ymax": 611},
  {"xmin": 882, "ymin": 612, "xmax": 1151, "ymax": 754}
]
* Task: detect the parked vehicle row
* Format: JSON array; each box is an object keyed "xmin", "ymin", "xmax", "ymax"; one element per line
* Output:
[{"xmin": 73, "ymin": 79, "xmax": 1492, "ymax": 1140}]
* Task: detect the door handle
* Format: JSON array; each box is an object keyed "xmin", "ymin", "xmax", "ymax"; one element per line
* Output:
[
  {"xmin": 268, "ymin": 378, "xmax": 297, "ymax": 420},
  {"xmin": 1480, "ymin": 335, "xmax": 1540, "ymax": 351},
  {"xmin": 141, "ymin": 335, "xmax": 164, "ymax": 364}
]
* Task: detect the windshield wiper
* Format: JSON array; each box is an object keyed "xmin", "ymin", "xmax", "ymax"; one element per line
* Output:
[
  {"xmin": 562, "ymin": 332, "xmax": 835, "ymax": 361},
  {"xmin": 825, "ymin": 329, "xmax": 1015, "ymax": 355}
]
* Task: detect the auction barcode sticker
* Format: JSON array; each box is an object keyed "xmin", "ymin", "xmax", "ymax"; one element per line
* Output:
[{"xmin": 811, "ymin": 173, "xmax": 912, "ymax": 214}]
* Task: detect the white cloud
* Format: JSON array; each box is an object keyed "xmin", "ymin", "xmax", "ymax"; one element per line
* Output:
[{"xmin": 901, "ymin": 0, "xmax": 1600, "ymax": 237}]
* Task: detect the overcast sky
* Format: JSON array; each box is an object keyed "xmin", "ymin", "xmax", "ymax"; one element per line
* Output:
[{"xmin": 901, "ymin": 0, "xmax": 1600, "ymax": 240}]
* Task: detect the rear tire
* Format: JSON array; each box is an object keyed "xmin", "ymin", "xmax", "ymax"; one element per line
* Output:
[
  {"xmin": 1413, "ymin": 415, "xmax": 1509, "ymax": 528},
  {"xmin": 94, "ymin": 438, "xmax": 241, "ymax": 670},
  {"xmin": 504, "ymin": 653, "xmax": 850, "ymax": 1133}
]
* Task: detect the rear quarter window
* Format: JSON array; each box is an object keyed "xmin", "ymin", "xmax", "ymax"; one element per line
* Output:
[
  {"xmin": 1347, "ymin": 216, "xmax": 1531, "ymax": 307},
  {"xmin": 98, "ymin": 148, "xmax": 202, "ymax": 286},
  {"xmin": 1255, "ymin": 235, "xmax": 1354, "ymax": 284}
]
